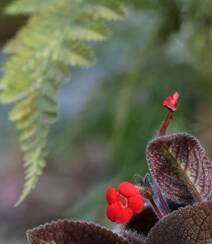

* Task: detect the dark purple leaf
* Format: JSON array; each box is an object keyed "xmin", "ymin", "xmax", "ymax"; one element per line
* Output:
[
  {"xmin": 147, "ymin": 133, "xmax": 212, "ymax": 204},
  {"xmin": 146, "ymin": 201, "xmax": 212, "ymax": 244},
  {"xmin": 124, "ymin": 206, "xmax": 158, "ymax": 235},
  {"xmin": 27, "ymin": 220, "xmax": 127, "ymax": 244}
]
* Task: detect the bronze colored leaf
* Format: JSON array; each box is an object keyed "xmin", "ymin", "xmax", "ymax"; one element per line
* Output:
[
  {"xmin": 146, "ymin": 201, "xmax": 212, "ymax": 244},
  {"xmin": 27, "ymin": 220, "xmax": 128, "ymax": 244},
  {"xmin": 147, "ymin": 133, "xmax": 212, "ymax": 204}
]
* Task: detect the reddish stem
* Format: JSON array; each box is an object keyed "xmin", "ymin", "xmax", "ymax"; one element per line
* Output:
[
  {"xmin": 154, "ymin": 182, "xmax": 171, "ymax": 215},
  {"xmin": 159, "ymin": 110, "xmax": 173, "ymax": 136},
  {"xmin": 148, "ymin": 198, "xmax": 164, "ymax": 219},
  {"xmin": 142, "ymin": 187, "xmax": 164, "ymax": 220}
]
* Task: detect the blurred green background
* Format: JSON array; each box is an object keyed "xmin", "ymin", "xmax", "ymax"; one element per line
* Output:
[{"xmin": 0, "ymin": 0, "xmax": 212, "ymax": 243}]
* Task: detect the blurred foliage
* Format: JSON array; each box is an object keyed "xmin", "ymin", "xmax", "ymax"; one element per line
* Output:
[
  {"xmin": 0, "ymin": 0, "xmax": 125, "ymax": 205},
  {"xmin": 0, "ymin": 0, "xmax": 212, "ymax": 238}
]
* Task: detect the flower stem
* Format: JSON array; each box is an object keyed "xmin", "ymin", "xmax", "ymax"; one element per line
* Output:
[
  {"xmin": 142, "ymin": 187, "xmax": 164, "ymax": 220},
  {"xmin": 148, "ymin": 197, "xmax": 164, "ymax": 219},
  {"xmin": 154, "ymin": 182, "xmax": 171, "ymax": 215},
  {"xmin": 158, "ymin": 111, "xmax": 173, "ymax": 136}
]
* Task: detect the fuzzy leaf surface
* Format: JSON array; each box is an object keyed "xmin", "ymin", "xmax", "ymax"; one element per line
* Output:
[
  {"xmin": 27, "ymin": 220, "xmax": 127, "ymax": 244},
  {"xmin": 146, "ymin": 201, "xmax": 212, "ymax": 244},
  {"xmin": 147, "ymin": 133, "xmax": 212, "ymax": 204}
]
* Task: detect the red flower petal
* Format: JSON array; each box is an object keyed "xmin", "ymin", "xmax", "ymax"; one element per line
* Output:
[
  {"xmin": 106, "ymin": 202, "xmax": 122, "ymax": 222},
  {"xmin": 107, "ymin": 202, "xmax": 133, "ymax": 224},
  {"xmin": 128, "ymin": 194, "xmax": 145, "ymax": 213},
  {"xmin": 106, "ymin": 187, "xmax": 118, "ymax": 204},
  {"xmin": 115, "ymin": 207, "xmax": 133, "ymax": 224},
  {"xmin": 118, "ymin": 182, "xmax": 139, "ymax": 197},
  {"xmin": 162, "ymin": 91, "xmax": 179, "ymax": 112}
]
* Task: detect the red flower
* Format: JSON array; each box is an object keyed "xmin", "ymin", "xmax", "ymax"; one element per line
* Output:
[
  {"xmin": 106, "ymin": 182, "xmax": 145, "ymax": 224},
  {"xmin": 162, "ymin": 91, "xmax": 179, "ymax": 112}
]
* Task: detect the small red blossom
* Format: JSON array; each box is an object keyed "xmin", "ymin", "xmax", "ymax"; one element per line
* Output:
[
  {"xmin": 106, "ymin": 182, "xmax": 145, "ymax": 224},
  {"xmin": 162, "ymin": 91, "xmax": 180, "ymax": 112}
]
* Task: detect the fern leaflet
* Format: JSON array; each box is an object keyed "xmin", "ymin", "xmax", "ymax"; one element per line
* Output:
[{"xmin": 0, "ymin": 0, "xmax": 125, "ymax": 206}]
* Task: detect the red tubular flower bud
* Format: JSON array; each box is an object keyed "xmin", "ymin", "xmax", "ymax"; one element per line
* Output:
[{"xmin": 162, "ymin": 91, "xmax": 180, "ymax": 112}]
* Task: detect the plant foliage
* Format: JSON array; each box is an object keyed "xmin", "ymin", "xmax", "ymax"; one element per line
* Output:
[
  {"xmin": 27, "ymin": 220, "xmax": 128, "ymax": 244},
  {"xmin": 26, "ymin": 93, "xmax": 212, "ymax": 243},
  {"xmin": 26, "ymin": 135, "xmax": 212, "ymax": 243},
  {"xmin": 0, "ymin": 0, "xmax": 125, "ymax": 205},
  {"xmin": 147, "ymin": 133, "xmax": 212, "ymax": 204},
  {"xmin": 146, "ymin": 201, "xmax": 212, "ymax": 244}
]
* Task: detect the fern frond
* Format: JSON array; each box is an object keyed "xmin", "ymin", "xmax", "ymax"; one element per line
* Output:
[
  {"xmin": 0, "ymin": 0, "xmax": 125, "ymax": 205},
  {"xmin": 5, "ymin": 0, "xmax": 52, "ymax": 14}
]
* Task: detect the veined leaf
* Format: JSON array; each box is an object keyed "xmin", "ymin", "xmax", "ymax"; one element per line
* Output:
[
  {"xmin": 147, "ymin": 133, "xmax": 212, "ymax": 204},
  {"xmin": 146, "ymin": 201, "xmax": 212, "ymax": 244}
]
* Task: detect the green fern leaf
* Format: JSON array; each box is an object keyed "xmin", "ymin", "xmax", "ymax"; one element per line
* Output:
[
  {"xmin": 5, "ymin": 0, "xmax": 52, "ymax": 14},
  {"xmin": 0, "ymin": 0, "xmax": 125, "ymax": 205}
]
